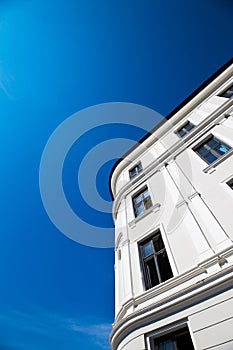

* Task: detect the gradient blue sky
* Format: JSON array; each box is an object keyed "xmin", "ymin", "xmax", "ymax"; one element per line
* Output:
[{"xmin": 0, "ymin": 1, "xmax": 232, "ymax": 349}]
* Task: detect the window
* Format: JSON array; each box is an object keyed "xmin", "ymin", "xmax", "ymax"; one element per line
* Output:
[
  {"xmin": 153, "ymin": 326, "xmax": 194, "ymax": 350},
  {"xmin": 176, "ymin": 121, "xmax": 195, "ymax": 138},
  {"xmin": 219, "ymin": 84, "xmax": 233, "ymax": 98},
  {"xmin": 129, "ymin": 162, "xmax": 143, "ymax": 179},
  {"xmin": 132, "ymin": 187, "xmax": 152, "ymax": 217},
  {"xmin": 194, "ymin": 135, "xmax": 231, "ymax": 164},
  {"xmin": 139, "ymin": 232, "xmax": 173, "ymax": 290}
]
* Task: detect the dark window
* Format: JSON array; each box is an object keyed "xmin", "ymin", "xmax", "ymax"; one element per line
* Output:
[
  {"xmin": 132, "ymin": 187, "xmax": 152, "ymax": 217},
  {"xmin": 153, "ymin": 326, "xmax": 194, "ymax": 350},
  {"xmin": 129, "ymin": 162, "xmax": 143, "ymax": 179},
  {"xmin": 227, "ymin": 179, "xmax": 233, "ymax": 190},
  {"xmin": 194, "ymin": 136, "xmax": 231, "ymax": 164},
  {"xmin": 176, "ymin": 121, "xmax": 195, "ymax": 138},
  {"xmin": 139, "ymin": 232, "xmax": 173, "ymax": 290},
  {"xmin": 219, "ymin": 84, "xmax": 233, "ymax": 98}
]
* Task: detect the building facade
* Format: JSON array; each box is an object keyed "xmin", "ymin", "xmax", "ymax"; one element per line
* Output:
[{"xmin": 110, "ymin": 61, "xmax": 233, "ymax": 350}]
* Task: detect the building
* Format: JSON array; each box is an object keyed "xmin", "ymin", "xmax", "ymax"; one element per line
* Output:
[{"xmin": 109, "ymin": 60, "xmax": 233, "ymax": 350}]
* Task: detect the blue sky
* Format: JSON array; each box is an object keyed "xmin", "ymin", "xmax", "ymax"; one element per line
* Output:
[{"xmin": 0, "ymin": 0, "xmax": 232, "ymax": 349}]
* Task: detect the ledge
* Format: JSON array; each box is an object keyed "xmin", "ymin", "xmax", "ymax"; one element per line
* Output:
[
  {"xmin": 129, "ymin": 203, "xmax": 161, "ymax": 228},
  {"xmin": 203, "ymin": 148, "xmax": 233, "ymax": 173}
]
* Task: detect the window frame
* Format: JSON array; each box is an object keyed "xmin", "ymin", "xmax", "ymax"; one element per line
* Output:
[
  {"xmin": 148, "ymin": 325, "xmax": 195, "ymax": 350},
  {"xmin": 139, "ymin": 231, "xmax": 173, "ymax": 290},
  {"xmin": 176, "ymin": 120, "xmax": 195, "ymax": 138},
  {"xmin": 193, "ymin": 135, "xmax": 231, "ymax": 165},
  {"xmin": 129, "ymin": 161, "xmax": 143, "ymax": 179},
  {"xmin": 132, "ymin": 186, "xmax": 152, "ymax": 218}
]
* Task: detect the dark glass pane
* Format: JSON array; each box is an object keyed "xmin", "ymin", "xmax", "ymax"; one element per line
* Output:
[
  {"xmin": 196, "ymin": 146, "xmax": 207, "ymax": 156},
  {"xmin": 177, "ymin": 129, "xmax": 186, "ymax": 137},
  {"xmin": 157, "ymin": 250, "xmax": 173, "ymax": 282},
  {"xmin": 175, "ymin": 331, "xmax": 195, "ymax": 350},
  {"xmin": 153, "ymin": 235, "xmax": 164, "ymax": 253},
  {"xmin": 220, "ymin": 85, "xmax": 233, "ymax": 98},
  {"xmin": 228, "ymin": 181, "xmax": 233, "ymax": 190},
  {"xmin": 204, "ymin": 152, "xmax": 218, "ymax": 164},
  {"xmin": 129, "ymin": 169, "xmax": 136, "ymax": 179},
  {"xmin": 129, "ymin": 162, "xmax": 143, "ymax": 179},
  {"xmin": 158, "ymin": 340, "xmax": 174, "ymax": 350},
  {"xmin": 142, "ymin": 241, "xmax": 153, "ymax": 258},
  {"xmin": 207, "ymin": 137, "xmax": 219, "ymax": 148},
  {"xmin": 154, "ymin": 327, "xmax": 194, "ymax": 350},
  {"xmin": 145, "ymin": 257, "xmax": 159, "ymax": 288},
  {"xmin": 137, "ymin": 162, "xmax": 143, "ymax": 172},
  {"xmin": 185, "ymin": 122, "xmax": 194, "ymax": 132}
]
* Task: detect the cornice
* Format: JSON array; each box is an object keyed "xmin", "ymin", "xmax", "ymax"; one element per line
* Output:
[{"xmin": 111, "ymin": 64, "xmax": 233, "ymax": 198}]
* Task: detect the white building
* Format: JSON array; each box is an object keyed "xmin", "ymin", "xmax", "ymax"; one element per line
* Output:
[{"xmin": 110, "ymin": 60, "xmax": 233, "ymax": 350}]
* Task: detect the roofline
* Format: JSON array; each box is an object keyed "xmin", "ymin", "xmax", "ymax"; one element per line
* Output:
[{"xmin": 109, "ymin": 57, "xmax": 233, "ymax": 199}]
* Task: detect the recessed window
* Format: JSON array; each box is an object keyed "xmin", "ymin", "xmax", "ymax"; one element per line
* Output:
[
  {"xmin": 176, "ymin": 121, "xmax": 195, "ymax": 138},
  {"xmin": 194, "ymin": 135, "xmax": 231, "ymax": 164},
  {"xmin": 219, "ymin": 84, "xmax": 233, "ymax": 99},
  {"xmin": 139, "ymin": 232, "xmax": 173, "ymax": 290},
  {"xmin": 153, "ymin": 326, "xmax": 194, "ymax": 350},
  {"xmin": 132, "ymin": 187, "xmax": 152, "ymax": 217},
  {"xmin": 129, "ymin": 162, "xmax": 143, "ymax": 179}
]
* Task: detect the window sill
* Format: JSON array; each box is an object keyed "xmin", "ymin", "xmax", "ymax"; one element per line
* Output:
[
  {"xmin": 129, "ymin": 203, "xmax": 161, "ymax": 228},
  {"xmin": 203, "ymin": 148, "xmax": 233, "ymax": 173}
]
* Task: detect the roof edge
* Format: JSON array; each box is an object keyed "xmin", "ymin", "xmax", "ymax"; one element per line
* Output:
[{"xmin": 109, "ymin": 57, "xmax": 233, "ymax": 199}]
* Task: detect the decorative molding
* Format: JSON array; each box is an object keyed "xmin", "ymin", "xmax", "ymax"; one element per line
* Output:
[
  {"xmin": 188, "ymin": 191, "xmax": 200, "ymax": 201},
  {"xmin": 176, "ymin": 200, "xmax": 188, "ymax": 208},
  {"xmin": 110, "ymin": 264, "xmax": 233, "ymax": 350},
  {"xmin": 203, "ymin": 148, "xmax": 233, "ymax": 174},
  {"xmin": 129, "ymin": 203, "xmax": 161, "ymax": 228}
]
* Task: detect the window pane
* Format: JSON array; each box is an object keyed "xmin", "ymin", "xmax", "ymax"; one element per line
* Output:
[
  {"xmin": 129, "ymin": 162, "xmax": 143, "ymax": 179},
  {"xmin": 129, "ymin": 169, "xmax": 136, "ymax": 179},
  {"xmin": 133, "ymin": 195, "xmax": 142, "ymax": 204},
  {"xmin": 142, "ymin": 189, "xmax": 149, "ymax": 199},
  {"xmin": 153, "ymin": 235, "xmax": 165, "ymax": 253},
  {"xmin": 154, "ymin": 327, "xmax": 194, "ymax": 350},
  {"xmin": 220, "ymin": 84, "xmax": 233, "ymax": 98},
  {"xmin": 158, "ymin": 340, "xmax": 174, "ymax": 350},
  {"xmin": 185, "ymin": 122, "xmax": 194, "ymax": 132},
  {"xmin": 142, "ymin": 241, "xmax": 153, "ymax": 258},
  {"xmin": 177, "ymin": 129, "xmax": 186, "ymax": 137},
  {"xmin": 157, "ymin": 250, "xmax": 173, "ymax": 282},
  {"xmin": 145, "ymin": 257, "xmax": 159, "ymax": 288},
  {"xmin": 207, "ymin": 137, "xmax": 219, "ymax": 148},
  {"xmin": 175, "ymin": 330, "xmax": 195, "ymax": 349},
  {"xmin": 215, "ymin": 143, "xmax": 230, "ymax": 155},
  {"xmin": 143, "ymin": 196, "xmax": 152, "ymax": 210},
  {"xmin": 204, "ymin": 152, "xmax": 218, "ymax": 164},
  {"xmin": 135, "ymin": 203, "xmax": 144, "ymax": 216},
  {"xmin": 196, "ymin": 146, "xmax": 207, "ymax": 156}
]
